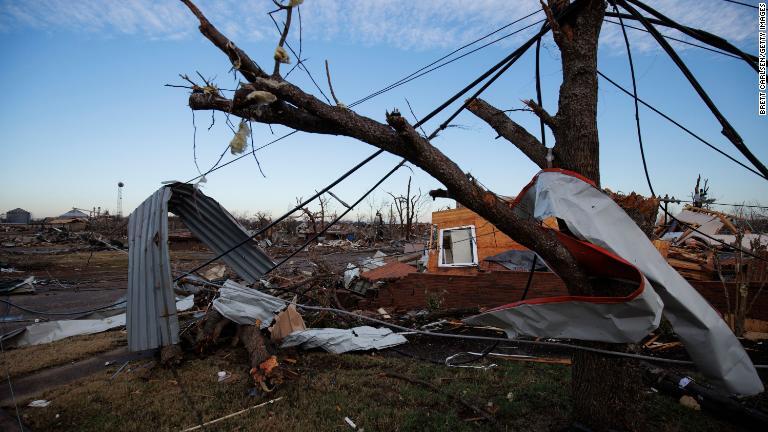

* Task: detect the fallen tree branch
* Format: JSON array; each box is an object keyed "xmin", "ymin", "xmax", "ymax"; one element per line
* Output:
[
  {"xmin": 467, "ymin": 98, "xmax": 549, "ymax": 168},
  {"xmin": 180, "ymin": 0, "xmax": 594, "ymax": 294}
]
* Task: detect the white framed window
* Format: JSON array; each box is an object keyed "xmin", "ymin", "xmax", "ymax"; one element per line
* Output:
[{"xmin": 438, "ymin": 225, "xmax": 478, "ymax": 267}]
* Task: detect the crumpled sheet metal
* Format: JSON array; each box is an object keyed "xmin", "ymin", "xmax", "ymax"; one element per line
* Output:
[
  {"xmin": 127, "ymin": 187, "xmax": 176, "ymax": 351},
  {"xmin": 464, "ymin": 169, "xmax": 762, "ymax": 395},
  {"xmin": 281, "ymin": 326, "xmax": 407, "ymax": 354},
  {"xmin": 10, "ymin": 296, "xmax": 193, "ymax": 348},
  {"xmin": 168, "ymin": 183, "xmax": 274, "ymax": 284},
  {"xmin": 212, "ymin": 280, "xmax": 287, "ymax": 329},
  {"xmin": 127, "ymin": 184, "xmax": 274, "ymax": 352}
]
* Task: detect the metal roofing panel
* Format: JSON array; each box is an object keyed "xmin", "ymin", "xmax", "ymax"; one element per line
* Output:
[
  {"xmin": 168, "ymin": 184, "xmax": 274, "ymax": 283},
  {"xmin": 127, "ymin": 187, "xmax": 178, "ymax": 351},
  {"xmin": 127, "ymin": 184, "xmax": 275, "ymax": 352}
]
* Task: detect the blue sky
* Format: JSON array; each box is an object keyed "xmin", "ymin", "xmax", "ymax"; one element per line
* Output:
[{"xmin": 0, "ymin": 0, "xmax": 765, "ymax": 221}]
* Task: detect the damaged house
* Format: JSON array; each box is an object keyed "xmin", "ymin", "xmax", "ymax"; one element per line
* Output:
[{"xmin": 356, "ymin": 197, "xmax": 768, "ymax": 337}]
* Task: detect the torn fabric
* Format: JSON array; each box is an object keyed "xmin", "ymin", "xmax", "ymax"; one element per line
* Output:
[
  {"xmin": 281, "ymin": 326, "xmax": 407, "ymax": 354},
  {"xmin": 464, "ymin": 169, "xmax": 762, "ymax": 396}
]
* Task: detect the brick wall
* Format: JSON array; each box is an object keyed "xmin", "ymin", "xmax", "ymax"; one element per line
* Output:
[
  {"xmin": 369, "ymin": 271, "xmax": 768, "ymax": 322},
  {"xmin": 370, "ymin": 271, "xmax": 567, "ymax": 311},
  {"xmin": 689, "ymin": 281, "xmax": 768, "ymax": 321}
]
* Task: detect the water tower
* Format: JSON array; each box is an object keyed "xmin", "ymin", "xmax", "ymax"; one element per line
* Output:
[{"xmin": 117, "ymin": 182, "xmax": 124, "ymax": 217}]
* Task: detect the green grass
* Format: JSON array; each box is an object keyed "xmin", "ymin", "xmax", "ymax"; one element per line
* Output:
[
  {"xmin": 2, "ymin": 330, "xmax": 125, "ymax": 378},
  {"xmin": 19, "ymin": 349, "xmax": 740, "ymax": 432}
]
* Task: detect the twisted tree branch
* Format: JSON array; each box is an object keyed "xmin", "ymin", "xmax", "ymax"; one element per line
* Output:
[{"xmin": 467, "ymin": 98, "xmax": 550, "ymax": 169}]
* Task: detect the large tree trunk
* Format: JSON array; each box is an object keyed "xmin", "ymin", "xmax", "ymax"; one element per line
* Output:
[{"xmin": 547, "ymin": 1, "xmax": 644, "ymax": 429}]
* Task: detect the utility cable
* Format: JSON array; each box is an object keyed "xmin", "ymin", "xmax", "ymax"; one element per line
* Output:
[
  {"xmin": 612, "ymin": 2, "xmax": 654, "ymax": 196},
  {"xmin": 350, "ymin": 13, "xmax": 544, "ymax": 108},
  {"xmin": 597, "ymin": 71, "xmax": 767, "ymax": 180},
  {"xmin": 610, "ymin": 5, "xmax": 768, "ymax": 265},
  {"xmin": 617, "ymin": 0, "xmax": 768, "ymax": 179},
  {"xmin": 603, "ymin": 19, "xmax": 743, "ymax": 60},
  {"xmin": 175, "ymin": 149, "xmax": 385, "ymax": 281},
  {"xmin": 265, "ymin": 160, "xmax": 407, "ymax": 274},
  {"xmin": 424, "ymin": 0, "xmax": 589, "ymax": 138},
  {"xmin": 661, "ymin": 199, "xmax": 768, "ymax": 210},
  {"xmin": 294, "ymin": 303, "xmax": 768, "ymax": 368},
  {"xmin": 0, "ymin": 298, "xmax": 126, "ymax": 316},
  {"xmin": 721, "ymin": 0, "xmax": 758, "ymax": 8},
  {"xmin": 604, "ymin": 9, "xmax": 758, "ymax": 68}
]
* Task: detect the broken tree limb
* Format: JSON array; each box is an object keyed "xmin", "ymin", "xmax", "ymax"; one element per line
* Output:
[
  {"xmin": 466, "ymin": 98, "xmax": 550, "ymax": 168},
  {"xmin": 242, "ymin": 324, "xmax": 271, "ymax": 368},
  {"xmin": 382, "ymin": 372, "xmax": 503, "ymax": 431},
  {"xmin": 181, "ymin": 0, "xmax": 595, "ymax": 295},
  {"xmin": 523, "ymin": 99, "xmax": 557, "ymax": 130},
  {"xmin": 180, "ymin": 0, "xmax": 266, "ymax": 83}
]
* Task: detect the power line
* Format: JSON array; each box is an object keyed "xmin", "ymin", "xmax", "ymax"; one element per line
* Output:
[
  {"xmin": 294, "ymin": 303, "xmax": 768, "ymax": 368},
  {"xmin": 604, "ymin": 9, "xmax": 758, "ymax": 68},
  {"xmin": 612, "ymin": 3, "xmax": 654, "ymax": 196},
  {"xmin": 0, "ymin": 298, "xmax": 126, "ymax": 316},
  {"xmin": 721, "ymin": 0, "xmax": 759, "ymax": 9},
  {"xmin": 618, "ymin": 0, "xmax": 768, "ymax": 179},
  {"xmin": 603, "ymin": 19, "xmax": 743, "ymax": 60},
  {"xmin": 175, "ymin": 149, "xmax": 386, "ymax": 281},
  {"xmin": 265, "ymin": 160, "xmax": 407, "ymax": 274},
  {"xmin": 597, "ymin": 71, "xmax": 768, "ymax": 180},
  {"xmin": 612, "ymin": 3, "xmax": 768, "ymax": 264},
  {"xmin": 662, "ymin": 199, "xmax": 768, "ymax": 210},
  {"xmin": 350, "ymin": 11, "xmax": 544, "ymax": 107}
]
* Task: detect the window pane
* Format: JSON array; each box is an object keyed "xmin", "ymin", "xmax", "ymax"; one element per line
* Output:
[{"xmin": 449, "ymin": 228, "xmax": 473, "ymax": 264}]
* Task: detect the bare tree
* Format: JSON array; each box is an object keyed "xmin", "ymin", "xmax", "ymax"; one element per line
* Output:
[
  {"xmin": 387, "ymin": 176, "xmax": 427, "ymax": 241},
  {"xmin": 178, "ymin": 0, "xmax": 659, "ymax": 428}
]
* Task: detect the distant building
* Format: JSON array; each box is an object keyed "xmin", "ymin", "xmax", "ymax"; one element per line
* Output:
[
  {"xmin": 59, "ymin": 208, "xmax": 89, "ymax": 219},
  {"xmin": 5, "ymin": 208, "xmax": 31, "ymax": 224},
  {"xmin": 47, "ymin": 217, "xmax": 88, "ymax": 232}
]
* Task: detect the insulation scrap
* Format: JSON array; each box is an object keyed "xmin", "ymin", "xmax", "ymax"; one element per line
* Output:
[
  {"xmin": 245, "ymin": 90, "xmax": 277, "ymax": 106},
  {"xmin": 229, "ymin": 121, "xmax": 250, "ymax": 155},
  {"xmin": 274, "ymin": 46, "xmax": 290, "ymax": 64}
]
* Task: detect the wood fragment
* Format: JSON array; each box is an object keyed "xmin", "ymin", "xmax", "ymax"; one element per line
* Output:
[{"xmin": 180, "ymin": 397, "xmax": 283, "ymax": 431}]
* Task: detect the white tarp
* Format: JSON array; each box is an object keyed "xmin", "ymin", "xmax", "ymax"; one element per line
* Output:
[
  {"xmin": 281, "ymin": 326, "xmax": 407, "ymax": 354},
  {"xmin": 212, "ymin": 280, "xmax": 287, "ymax": 328},
  {"xmin": 9, "ymin": 296, "xmax": 193, "ymax": 348},
  {"xmin": 464, "ymin": 170, "xmax": 762, "ymax": 396}
]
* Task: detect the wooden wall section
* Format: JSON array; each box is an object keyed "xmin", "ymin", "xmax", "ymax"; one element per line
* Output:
[{"xmin": 427, "ymin": 207, "xmax": 527, "ymax": 274}]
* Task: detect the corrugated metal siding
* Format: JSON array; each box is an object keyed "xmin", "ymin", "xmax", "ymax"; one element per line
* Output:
[
  {"xmin": 127, "ymin": 184, "xmax": 274, "ymax": 352},
  {"xmin": 168, "ymin": 184, "xmax": 274, "ymax": 283},
  {"xmin": 127, "ymin": 187, "xmax": 178, "ymax": 351}
]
